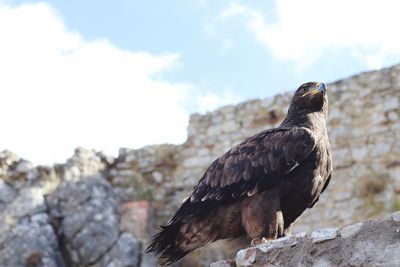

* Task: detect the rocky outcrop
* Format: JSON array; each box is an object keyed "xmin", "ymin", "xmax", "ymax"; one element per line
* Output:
[
  {"xmin": 211, "ymin": 212, "xmax": 400, "ymax": 267},
  {"xmin": 0, "ymin": 151, "xmax": 63, "ymax": 267},
  {"xmin": 46, "ymin": 175, "xmax": 140, "ymax": 267},
  {"xmin": 0, "ymin": 150, "xmax": 142, "ymax": 267},
  {"xmin": 0, "ymin": 188, "xmax": 64, "ymax": 267}
]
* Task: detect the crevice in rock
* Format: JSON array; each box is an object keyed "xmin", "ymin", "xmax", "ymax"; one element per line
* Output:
[
  {"xmin": 89, "ymin": 231, "xmax": 122, "ymax": 266},
  {"xmin": 45, "ymin": 197, "xmax": 73, "ymax": 267}
]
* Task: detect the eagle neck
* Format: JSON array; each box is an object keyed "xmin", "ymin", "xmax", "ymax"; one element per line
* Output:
[{"xmin": 280, "ymin": 111, "xmax": 328, "ymax": 134}]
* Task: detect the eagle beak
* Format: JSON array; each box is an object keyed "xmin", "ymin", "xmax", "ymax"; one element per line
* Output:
[
  {"xmin": 301, "ymin": 82, "xmax": 326, "ymax": 97},
  {"xmin": 316, "ymin": 82, "xmax": 327, "ymax": 93}
]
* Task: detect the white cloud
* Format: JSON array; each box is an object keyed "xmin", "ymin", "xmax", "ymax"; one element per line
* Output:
[
  {"xmin": 220, "ymin": 0, "xmax": 400, "ymax": 69},
  {"xmin": 0, "ymin": 2, "xmax": 238, "ymax": 164}
]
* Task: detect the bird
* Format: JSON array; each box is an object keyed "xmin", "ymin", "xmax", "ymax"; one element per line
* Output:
[{"xmin": 146, "ymin": 82, "xmax": 333, "ymax": 266}]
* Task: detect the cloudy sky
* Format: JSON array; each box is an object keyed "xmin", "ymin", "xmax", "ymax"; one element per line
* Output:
[{"xmin": 1, "ymin": 0, "xmax": 400, "ymax": 164}]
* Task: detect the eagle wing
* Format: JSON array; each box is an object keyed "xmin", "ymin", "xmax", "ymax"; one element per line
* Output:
[{"xmin": 189, "ymin": 126, "xmax": 317, "ymax": 202}]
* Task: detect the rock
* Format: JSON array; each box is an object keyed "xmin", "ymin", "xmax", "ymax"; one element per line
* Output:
[
  {"xmin": 351, "ymin": 146, "xmax": 368, "ymax": 161},
  {"xmin": 15, "ymin": 160, "xmax": 33, "ymax": 174},
  {"xmin": 207, "ymin": 125, "xmax": 222, "ymax": 136},
  {"xmin": 0, "ymin": 150, "xmax": 20, "ymax": 167},
  {"xmin": 96, "ymin": 150, "xmax": 115, "ymax": 165},
  {"xmin": 4, "ymin": 187, "xmax": 46, "ymax": 219},
  {"xmin": 0, "ymin": 180, "xmax": 16, "ymax": 204},
  {"xmin": 235, "ymin": 247, "xmax": 256, "ymax": 267},
  {"xmin": 0, "ymin": 215, "xmax": 64, "ymax": 267},
  {"xmin": 152, "ymin": 171, "xmax": 163, "ymax": 183},
  {"xmin": 46, "ymin": 175, "xmax": 141, "ymax": 267},
  {"xmin": 62, "ymin": 148, "xmax": 105, "ymax": 181},
  {"xmin": 72, "ymin": 216, "xmax": 120, "ymax": 265},
  {"xmin": 31, "ymin": 213, "xmax": 50, "ymax": 225},
  {"xmin": 392, "ymin": 211, "xmax": 400, "ymax": 223},
  {"xmin": 222, "ymin": 121, "xmax": 237, "ymax": 133},
  {"xmin": 382, "ymin": 97, "xmax": 399, "ymax": 111},
  {"xmin": 210, "ymin": 260, "xmax": 236, "ymax": 267},
  {"xmin": 213, "ymin": 214, "xmax": 400, "ymax": 266},
  {"xmin": 310, "ymin": 228, "xmax": 338, "ymax": 243},
  {"xmin": 340, "ymin": 222, "xmax": 363, "ymax": 238},
  {"xmin": 256, "ymin": 232, "xmax": 306, "ymax": 253},
  {"xmin": 387, "ymin": 110, "xmax": 399, "ymax": 121},
  {"xmin": 93, "ymin": 232, "xmax": 140, "ymax": 267},
  {"xmin": 256, "ymin": 239, "xmax": 283, "ymax": 253}
]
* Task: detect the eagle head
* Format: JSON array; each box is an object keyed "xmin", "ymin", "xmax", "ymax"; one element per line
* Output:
[{"xmin": 289, "ymin": 82, "xmax": 328, "ymax": 115}]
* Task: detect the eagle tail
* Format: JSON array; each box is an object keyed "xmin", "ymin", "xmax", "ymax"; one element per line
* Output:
[
  {"xmin": 145, "ymin": 222, "xmax": 195, "ymax": 266},
  {"xmin": 146, "ymin": 201, "xmax": 219, "ymax": 266}
]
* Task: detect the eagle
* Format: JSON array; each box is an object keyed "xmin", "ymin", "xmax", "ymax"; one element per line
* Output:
[{"xmin": 146, "ymin": 82, "xmax": 333, "ymax": 266}]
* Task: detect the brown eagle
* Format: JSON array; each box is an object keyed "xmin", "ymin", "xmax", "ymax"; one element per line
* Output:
[{"xmin": 146, "ymin": 82, "xmax": 333, "ymax": 265}]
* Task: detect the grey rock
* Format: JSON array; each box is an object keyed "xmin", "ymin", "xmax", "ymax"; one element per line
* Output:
[
  {"xmin": 214, "ymin": 213, "xmax": 400, "ymax": 266},
  {"xmin": 96, "ymin": 151, "xmax": 115, "ymax": 165},
  {"xmin": 0, "ymin": 218, "xmax": 64, "ymax": 267},
  {"xmin": 15, "ymin": 160, "xmax": 33, "ymax": 174},
  {"xmin": 392, "ymin": 211, "xmax": 400, "ymax": 223},
  {"xmin": 310, "ymin": 228, "xmax": 338, "ymax": 243},
  {"xmin": 152, "ymin": 171, "xmax": 163, "ymax": 183},
  {"xmin": 0, "ymin": 150, "xmax": 20, "ymax": 167},
  {"xmin": 256, "ymin": 233, "xmax": 305, "ymax": 254},
  {"xmin": 256, "ymin": 239, "xmax": 285, "ymax": 253},
  {"xmin": 73, "ymin": 217, "xmax": 120, "ymax": 265},
  {"xmin": 235, "ymin": 247, "xmax": 256, "ymax": 267},
  {"xmin": 31, "ymin": 213, "xmax": 50, "ymax": 226},
  {"xmin": 140, "ymin": 253, "xmax": 157, "ymax": 267},
  {"xmin": 46, "ymin": 175, "xmax": 140, "ymax": 267},
  {"xmin": 340, "ymin": 222, "xmax": 363, "ymax": 238},
  {"xmin": 95, "ymin": 232, "xmax": 141, "ymax": 267},
  {"xmin": 4, "ymin": 187, "xmax": 46, "ymax": 219},
  {"xmin": 0, "ymin": 180, "xmax": 16, "ymax": 203}
]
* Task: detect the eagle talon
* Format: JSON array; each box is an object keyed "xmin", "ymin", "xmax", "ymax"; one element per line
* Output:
[
  {"xmin": 251, "ymin": 237, "xmax": 272, "ymax": 246},
  {"xmin": 250, "ymin": 238, "xmax": 261, "ymax": 246}
]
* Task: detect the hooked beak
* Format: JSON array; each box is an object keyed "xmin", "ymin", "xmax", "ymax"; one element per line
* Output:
[
  {"xmin": 301, "ymin": 82, "xmax": 327, "ymax": 97},
  {"xmin": 316, "ymin": 82, "xmax": 327, "ymax": 93}
]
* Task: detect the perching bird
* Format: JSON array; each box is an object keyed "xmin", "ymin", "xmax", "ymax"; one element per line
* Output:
[{"xmin": 146, "ymin": 82, "xmax": 333, "ymax": 266}]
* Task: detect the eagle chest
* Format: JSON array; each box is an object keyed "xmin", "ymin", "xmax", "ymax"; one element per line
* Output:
[
  {"xmin": 280, "ymin": 140, "xmax": 331, "ymax": 217},
  {"xmin": 303, "ymin": 139, "xmax": 330, "ymax": 196}
]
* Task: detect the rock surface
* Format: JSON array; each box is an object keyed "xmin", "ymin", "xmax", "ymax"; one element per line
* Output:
[
  {"xmin": 0, "ymin": 150, "xmax": 141, "ymax": 267},
  {"xmin": 46, "ymin": 175, "xmax": 140, "ymax": 267},
  {"xmin": 210, "ymin": 212, "xmax": 400, "ymax": 267}
]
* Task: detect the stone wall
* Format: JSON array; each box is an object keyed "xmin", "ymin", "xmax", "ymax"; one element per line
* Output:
[{"xmin": 0, "ymin": 64, "xmax": 399, "ymax": 266}]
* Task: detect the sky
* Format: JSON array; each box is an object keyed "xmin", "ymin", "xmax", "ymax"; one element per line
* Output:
[{"xmin": 1, "ymin": 0, "xmax": 400, "ymax": 164}]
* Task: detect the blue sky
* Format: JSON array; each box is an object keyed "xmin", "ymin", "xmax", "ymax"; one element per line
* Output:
[
  {"xmin": 1, "ymin": 0, "xmax": 400, "ymax": 164},
  {"xmin": 5, "ymin": 0, "xmax": 378, "ymax": 103}
]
